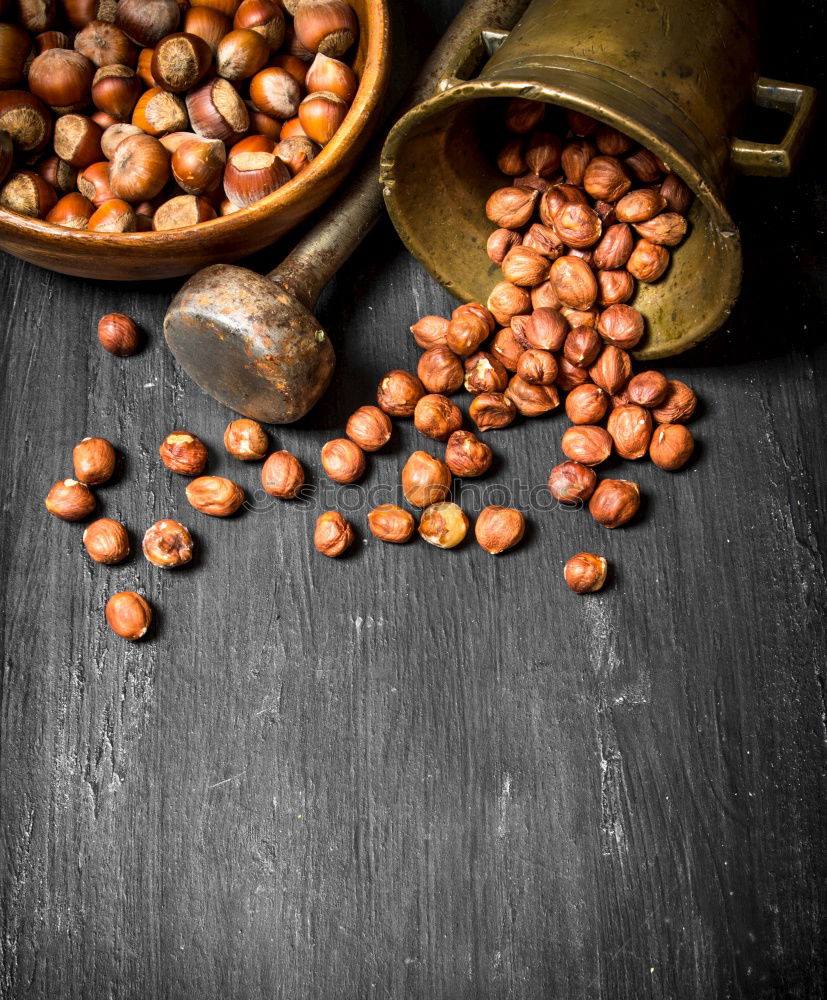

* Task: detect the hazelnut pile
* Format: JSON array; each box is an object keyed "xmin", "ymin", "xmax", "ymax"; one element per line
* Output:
[{"xmin": 0, "ymin": 0, "xmax": 359, "ymax": 230}]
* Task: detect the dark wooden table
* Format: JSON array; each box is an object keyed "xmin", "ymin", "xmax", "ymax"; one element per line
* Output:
[{"xmin": 2, "ymin": 2, "xmax": 825, "ymax": 998}]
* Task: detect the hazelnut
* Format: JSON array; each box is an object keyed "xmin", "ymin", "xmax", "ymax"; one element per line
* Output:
[
  {"xmin": 97, "ymin": 312, "xmax": 141, "ymax": 355},
  {"xmin": 516, "ymin": 348, "xmax": 557, "ymax": 386},
  {"xmin": 410, "ymin": 315, "xmax": 449, "ymax": 349},
  {"xmin": 583, "ymin": 155, "xmax": 631, "ymax": 202},
  {"xmin": 116, "ymin": 0, "xmax": 180, "ymax": 47},
  {"xmin": 548, "ymin": 460, "xmax": 597, "ymax": 505},
  {"xmin": 555, "ymin": 357, "xmax": 590, "ymax": 392},
  {"xmin": 522, "ymin": 223, "xmax": 563, "ymax": 259},
  {"xmin": 418, "ymin": 502, "xmax": 469, "ymax": 549},
  {"xmin": 564, "ymin": 552, "xmax": 608, "ymax": 593},
  {"xmin": 485, "ymin": 185, "xmax": 538, "ymax": 228},
  {"xmin": 501, "ymin": 245, "xmax": 550, "ymax": 287},
  {"xmin": 504, "ymin": 97, "xmax": 545, "ymax": 134},
  {"xmin": 487, "ymin": 227, "xmax": 522, "ymax": 265},
  {"xmin": 401, "ymin": 451, "xmax": 451, "ymax": 507},
  {"xmin": 105, "ymin": 591, "xmax": 152, "ymax": 641},
  {"xmin": 626, "ymin": 239, "xmax": 669, "ymax": 282},
  {"xmin": 45, "ymin": 479, "xmax": 96, "ymax": 520},
  {"xmin": 314, "ymin": 510, "xmax": 354, "ymax": 557},
  {"xmin": 561, "ymin": 306, "xmax": 599, "ymax": 329},
  {"xmin": 652, "ymin": 379, "xmax": 697, "ymax": 424},
  {"xmin": 563, "ymin": 326, "xmax": 601, "ymax": 367},
  {"xmin": 490, "ymin": 327, "xmax": 524, "ymax": 372},
  {"xmin": 376, "ymin": 370, "xmax": 425, "ymax": 418},
  {"xmin": 469, "ymin": 392, "xmax": 517, "ymax": 432},
  {"xmin": 321, "ymin": 438, "xmax": 366, "ymax": 483},
  {"xmin": 597, "ymin": 303, "xmax": 645, "ymax": 350},
  {"xmin": 505, "ymin": 375, "xmax": 559, "ymax": 417},
  {"xmin": 606, "ymin": 403, "xmax": 653, "ymax": 459},
  {"xmin": 446, "ymin": 312, "xmax": 489, "ymax": 356},
  {"xmin": 553, "ymin": 202, "xmax": 602, "ymax": 248},
  {"xmin": 496, "ymin": 135, "xmax": 526, "ymax": 175},
  {"xmin": 293, "ymin": 0, "xmax": 358, "ymax": 58},
  {"xmin": 514, "ymin": 172, "xmax": 550, "ymax": 192},
  {"xmin": 597, "ymin": 269, "xmax": 635, "ymax": 306},
  {"xmin": 367, "ymin": 504, "xmax": 415, "ymax": 544},
  {"xmin": 627, "ymin": 370, "xmax": 668, "ymax": 407},
  {"xmin": 452, "ymin": 303, "xmax": 496, "ymax": 333},
  {"xmin": 561, "ymin": 425, "xmax": 613, "ymax": 467},
  {"xmin": 588, "ymin": 478, "xmax": 641, "ymax": 528},
  {"xmin": 261, "ymin": 450, "xmax": 305, "ymax": 498},
  {"xmin": 561, "ymin": 138, "xmax": 595, "ymax": 184},
  {"xmin": 464, "ymin": 351, "xmax": 508, "ymax": 395},
  {"xmin": 661, "ymin": 172, "xmax": 692, "ymax": 215},
  {"xmin": 83, "ymin": 517, "xmax": 130, "ymax": 564},
  {"xmin": 649, "ymin": 423, "xmax": 694, "ymax": 470},
  {"xmin": 565, "ymin": 383, "xmax": 608, "ymax": 424},
  {"xmin": 592, "ymin": 223, "xmax": 633, "ymax": 270},
  {"xmin": 142, "ymin": 518, "xmax": 194, "ymax": 568},
  {"xmin": 444, "ymin": 430, "xmax": 492, "ymax": 478},
  {"xmin": 526, "ymin": 130, "xmax": 561, "ymax": 176},
  {"xmin": 588, "ymin": 345, "xmax": 632, "ymax": 395},
  {"xmin": 516, "ymin": 307, "xmax": 568, "ymax": 351},
  {"xmin": 567, "ymin": 110, "xmax": 598, "ymax": 136},
  {"xmin": 549, "ymin": 256, "xmax": 597, "ymax": 311},
  {"xmin": 634, "ymin": 212, "xmax": 688, "ymax": 247},
  {"xmin": 414, "ymin": 394, "xmax": 462, "ymax": 441},
  {"xmin": 475, "ymin": 506, "xmax": 525, "ymax": 554},
  {"xmin": 487, "ymin": 281, "xmax": 532, "ymax": 327},
  {"xmin": 615, "ymin": 188, "xmax": 666, "ymax": 224},
  {"xmin": 221, "ymin": 418, "xmax": 268, "ymax": 461},
  {"xmin": 185, "ymin": 476, "xmax": 245, "ymax": 516},
  {"xmin": 346, "ymin": 405, "xmax": 392, "ymax": 451},
  {"xmin": 72, "ymin": 436, "xmax": 116, "ymax": 485},
  {"xmin": 624, "ymin": 148, "xmax": 663, "ymax": 183},
  {"xmin": 159, "ymin": 432, "xmax": 208, "ymax": 476}
]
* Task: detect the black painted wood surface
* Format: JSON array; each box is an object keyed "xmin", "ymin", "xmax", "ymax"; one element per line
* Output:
[{"xmin": 1, "ymin": 2, "xmax": 825, "ymax": 998}]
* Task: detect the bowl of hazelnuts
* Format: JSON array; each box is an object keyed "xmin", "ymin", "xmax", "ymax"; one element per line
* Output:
[{"xmin": 0, "ymin": 0, "xmax": 389, "ymax": 280}]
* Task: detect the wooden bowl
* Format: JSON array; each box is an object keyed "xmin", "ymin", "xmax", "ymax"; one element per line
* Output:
[{"xmin": 0, "ymin": 0, "xmax": 390, "ymax": 281}]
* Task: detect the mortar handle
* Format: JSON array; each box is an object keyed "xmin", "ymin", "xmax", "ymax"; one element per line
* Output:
[
  {"xmin": 268, "ymin": 0, "xmax": 530, "ymax": 309},
  {"xmin": 731, "ymin": 76, "xmax": 819, "ymax": 177}
]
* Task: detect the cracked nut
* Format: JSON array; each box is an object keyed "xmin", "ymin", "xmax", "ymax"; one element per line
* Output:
[
  {"xmin": 414, "ymin": 394, "xmax": 462, "ymax": 441},
  {"xmin": 159, "ymin": 431, "xmax": 208, "ymax": 476},
  {"xmin": 367, "ymin": 504, "xmax": 415, "ymax": 544},
  {"xmin": 97, "ymin": 312, "xmax": 141, "ymax": 355},
  {"xmin": 652, "ymin": 379, "xmax": 697, "ymax": 424},
  {"xmin": 346, "ymin": 405, "xmax": 392, "ymax": 451},
  {"xmin": 627, "ymin": 370, "xmax": 668, "ymax": 407},
  {"xmin": 548, "ymin": 460, "xmax": 597, "ymax": 505},
  {"xmin": 588, "ymin": 479, "xmax": 641, "ymax": 528},
  {"xmin": 606, "ymin": 403, "xmax": 653, "ymax": 460},
  {"xmin": 83, "ymin": 517, "xmax": 130, "ymax": 564},
  {"xmin": 564, "ymin": 552, "xmax": 608, "ymax": 593},
  {"xmin": 418, "ymin": 502, "xmax": 469, "ymax": 549},
  {"xmin": 224, "ymin": 418, "xmax": 268, "ymax": 460},
  {"xmin": 565, "ymin": 383, "xmax": 608, "ymax": 425},
  {"xmin": 650, "ymin": 423, "xmax": 694, "ymax": 470},
  {"xmin": 402, "ymin": 451, "xmax": 451, "ymax": 507},
  {"xmin": 186, "ymin": 475, "xmax": 244, "ymax": 516},
  {"xmin": 321, "ymin": 438, "xmax": 366, "ymax": 483},
  {"xmin": 142, "ymin": 518, "xmax": 194, "ymax": 568},
  {"xmin": 73, "ymin": 436, "xmax": 116, "ymax": 485},
  {"xmin": 45, "ymin": 478, "xmax": 96, "ymax": 520},
  {"xmin": 105, "ymin": 591, "xmax": 152, "ymax": 641},
  {"xmin": 475, "ymin": 505, "xmax": 525, "ymax": 554},
  {"xmin": 376, "ymin": 370, "xmax": 425, "ymax": 418},
  {"xmin": 314, "ymin": 510, "xmax": 354, "ymax": 557},
  {"xmin": 469, "ymin": 392, "xmax": 517, "ymax": 432},
  {"xmin": 262, "ymin": 450, "xmax": 305, "ymax": 499},
  {"xmin": 444, "ymin": 430, "xmax": 492, "ymax": 478},
  {"xmin": 561, "ymin": 425, "xmax": 613, "ymax": 466}
]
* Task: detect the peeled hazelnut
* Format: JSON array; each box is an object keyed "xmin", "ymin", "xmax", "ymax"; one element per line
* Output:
[
  {"xmin": 401, "ymin": 451, "xmax": 451, "ymax": 507},
  {"xmin": 634, "ymin": 211, "xmax": 688, "ymax": 247},
  {"xmin": 414, "ymin": 394, "xmax": 462, "ymax": 441},
  {"xmin": 549, "ymin": 256, "xmax": 597, "ymax": 310},
  {"xmin": 588, "ymin": 479, "xmax": 641, "ymax": 528},
  {"xmin": 597, "ymin": 303, "xmax": 645, "ymax": 349},
  {"xmin": 627, "ymin": 239, "xmax": 669, "ymax": 282},
  {"xmin": 159, "ymin": 431, "xmax": 207, "ymax": 476},
  {"xmin": 553, "ymin": 202, "xmax": 602, "ymax": 248},
  {"xmin": 418, "ymin": 502, "xmax": 468, "ymax": 549},
  {"xmin": 376, "ymin": 370, "xmax": 425, "ymax": 418},
  {"xmin": 314, "ymin": 510, "xmax": 354, "ymax": 557},
  {"xmin": 606, "ymin": 403, "xmax": 653, "ymax": 459},
  {"xmin": 561, "ymin": 138, "xmax": 595, "ymax": 185},
  {"xmin": 261, "ymin": 450, "xmax": 304, "ymax": 498},
  {"xmin": 592, "ymin": 223, "xmax": 633, "ymax": 270},
  {"xmin": 627, "ymin": 370, "xmax": 668, "ymax": 407},
  {"xmin": 45, "ymin": 479, "xmax": 96, "ymax": 520},
  {"xmin": 142, "ymin": 518, "xmax": 194, "ymax": 568},
  {"xmin": 505, "ymin": 375, "xmax": 559, "ymax": 417},
  {"xmin": 597, "ymin": 268, "xmax": 635, "ymax": 306},
  {"xmin": 83, "ymin": 517, "xmax": 129, "ymax": 564},
  {"xmin": 588, "ymin": 345, "xmax": 631, "ymax": 395},
  {"xmin": 475, "ymin": 506, "xmax": 525, "ymax": 554},
  {"xmin": 650, "ymin": 423, "xmax": 694, "ymax": 470},
  {"xmin": 224, "ymin": 418, "xmax": 268, "ymax": 460},
  {"xmin": 516, "ymin": 348, "xmax": 557, "ymax": 386},
  {"xmin": 522, "ymin": 223, "xmax": 563, "ymax": 259},
  {"xmin": 565, "ymin": 383, "xmax": 608, "ymax": 425},
  {"xmin": 464, "ymin": 351, "xmax": 508, "ymax": 395},
  {"xmin": 321, "ymin": 438, "xmax": 366, "ymax": 483},
  {"xmin": 496, "ymin": 135, "xmax": 526, "ymax": 175},
  {"xmin": 444, "ymin": 430, "xmax": 492, "ymax": 478},
  {"xmin": 487, "ymin": 281, "xmax": 531, "ymax": 327},
  {"xmin": 555, "ymin": 357, "xmax": 590, "ymax": 392},
  {"xmin": 346, "ymin": 405, "xmax": 392, "ymax": 451},
  {"xmin": 410, "ymin": 315, "xmax": 449, "ymax": 349},
  {"xmin": 367, "ymin": 504, "xmax": 415, "ymax": 544},
  {"xmin": 624, "ymin": 148, "xmax": 663, "ymax": 183},
  {"xmin": 487, "ymin": 227, "xmax": 522, "ymax": 265},
  {"xmin": 469, "ymin": 392, "xmax": 516, "ymax": 432},
  {"xmin": 615, "ymin": 188, "xmax": 666, "ymax": 223},
  {"xmin": 583, "ymin": 155, "xmax": 631, "ymax": 202},
  {"xmin": 548, "ymin": 460, "xmax": 597, "ymax": 505},
  {"xmin": 661, "ymin": 172, "xmax": 692, "ymax": 215},
  {"xmin": 105, "ymin": 591, "xmax": 152, "ymax": 641},
  {"xmin": 485, "ymin": 185, "xmax": 538, "ymax": 228},
  {"xmin": 504, "ymin": 97, "xmax": 545, "ymax": 134},
  {"xmin": 490, "ymin": 327, "xmax": 524, "ymax": 372},
  {"xmin": 564, "ymin": 552, "xmax": 608, "ymax": 593},
  {"xmin": 561, "ymin": 425, "xmax": 613, "ymax": 466},
  {"xmin": 446, "ymin": 312, "xmax": 489, "ymax": 356},
  {"xmin": 652, "ymin": 379, "xmax": 697, "ymax": 424},
  {"xmin": 501, "ymin": 245, "xmax": 550, "ymax": 287},
  {"xmin": 563, "ymin": 326, "xmax": 601, "ymax": 367},
  {"xmin": 186, "ymin": 475, "xmax": 245, "ymax": 516}
]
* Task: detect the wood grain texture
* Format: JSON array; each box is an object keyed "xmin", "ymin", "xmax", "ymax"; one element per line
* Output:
[{"xmin": 1, "ymin": 1, "xmax": 825, "ymax": 998}]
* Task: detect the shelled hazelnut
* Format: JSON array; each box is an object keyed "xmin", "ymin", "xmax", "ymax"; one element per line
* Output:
[
  {"xmin": 159, "ymin": 431, "xmax": 208, "ymax": 475},
  {"xmin": 561, "ymin": 425, "xmax": 612, "ymax": 466},
  {"xmin": 345, "ymin": 405, "xmax": 391, "ymax": 451},
  {"xmin": 564, "ymin": 552, "xmax": 608, "ymax": 593},
  {"xmin": 401, "ymin": 451, "xmax": 451, "ymax": 508},
  {"xmin": 652, "ymin": 379, "xmax": 697, "ymax": 424},
  {"xmin": 588, "ymin": 479, "xmax": 641, "ymax": 529},
  {"xmin": 413, "ymin": 394, "xmax": 462, "ymax": 441},
  {"xmin": 418, "ymin": 502, "xmax": 468, "ymax": 549},
  {"xmin": 321, "ymin": 437, "xmax": 365, "ymax": 483},
  {"xmin": 186, "ymin": 475, "xmax": 245, "ymax": 516},
  {"xmin": 418, "ymin": 346, "xmax": 464, "ymax": 395},
  {"xmin": 565, "ymin": 383, "xmax": 607, "ymax": 425},
  {"xmin": 367, "ymin": 504, "xmax": 415, "ymax": 544},
  {"xmin": 376, "ymin": 370, "xmax": 424, "ymax": 418},
  {"xmin": 469, "ymin": 392, "xmax": 516, "ymax": 432},
  {"xmin": 606, "ymin": 403, "xmax": 652, "ymax": 460},
  {"xmin": 45, "ymin": 478, "xmax": 96, "ymax": 520},
  {"xmin": 475, "ymin": 506, "xmax": 524, "ymax": 554},
  {"xmin": 444, "ymin": 430, "xmax": 492, "ymax": 478},
  {"xmin": 314, "ymin": 510, "xmax": 354, "ymax": 557},
  {"xmin": 548, "ymin": 460, "xmax": 597, "ymax": 505},
  {"xmin": 98, "ymin": 312, "xmax": 141, "ymax": 355},
  {"xmin": 105, "ymin": 591, "xmax": 152, "ymax": 640},
  {"xmin": 261, "ymin": 449, "xmax": 304, "ymax": 498},
  {"xmin": 649, "ymin": 423, "xmax": 694, "ymax": 470},
  {"xmin": 83, "ymin": 517, "xmax": 130, "ymax": 564},
  {"xmin": 142, "ymin": 518, "xmax": 194, "ymax": 568},
  {"xmin": 72, "ymin": 436, "xmax": 116, "ymax": 485},
  {"xmin": 224, "ymin": 418, "xmax": 268, "ymax": 460},
  {"xmin": 410, "ymin": 315, "xmax": 449, "ymax": 350}
]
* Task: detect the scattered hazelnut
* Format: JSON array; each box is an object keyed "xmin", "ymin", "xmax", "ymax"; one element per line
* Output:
[
  {"xmin": 516, "ymin": 348, "xmax": 557, "ymax": 386},
  {"xmin": 98, "ymin": 312, "xmax": 141, "ymax": 355},
  {"xmin": 45, "ymin": 478, "xmax": 96, "ymax": 520},
  {"xmin": 367, "ymin": 504, "xmax": 415, "ymax": 544},
  {"xmin": 522, "ymin": 223, "xmax": 563, "ymax": 259},
  {"xmin": 649, "ymin": 423, "xmax": 694, "ymax": 470},
  {"xmin": 561, "ymin": 138, "xmax": 595, "ymax": 184},
  {"xmin": 185, "ymin": 476, "xmax": 245, "ymax": 516},
  {"xmin": 597, "ymin": 303, "xmax": 645, "ymax": 349},
  {"xmin": 346, "ymin": 405, "xmax": 392, "ymax": 451},
  {"xmin": 414, "ymin": 394, "xmax": 463, "ymax": 441},
  {"xmin": 627, "ymin": 370, "xmax": 668, "ymax": 407},
  {"xmin": 159, "ymin": 431, "xmax": 208, "ymax": 476},
  {"xmin": 401, "ymin": 451, "xmax": 451, "ymax": 507},
  {"xmin": 464, "ymin": 351, "xmax": 509, "ymax": 394},
  {"xmin": 475, "ymin": 506, "xmax": 525, "ymax": 554},
  {"xmin": 564, "ymin": 552, "xmax": 608, "ymax": 593},
  {"xmin": 548, "ymin": 460, "xmax": 597, "ymax": 505},
  {"xmin": 321, "ymin": 438, "xmax": 366, "ymax": 483},
  {"xmin": 418, "ymin": 346, "xmax": 464, "ymax": 394},
  {"xmin": 83, "ymin": 517, "xmax": 130, "ymax": 564},
  {"xmin": 588, "ymin": 345, "xmax": 632, "ymax": 395},
  {"xmin": 515, "ymin": 307, "xmax": 568, "ymax": 351},
  {"xmin": 376, "ymin": 370, "xmax": 425, "ymax": 418},
  {"xmin": 444, "ymin": 430, "xmax": 492, "ymax": 478},
  {"xmin": 105, "ymin": 590, "xmax": 152, "ymax": 641},
  {"xmin": 505, "ymin": 375, "xmax": 560, "ymax": 416},
  {"xmin": 625, "ymin": 148, "xmax": 663, "ymax": 184},
  {"xmin": 597, "ymin": 268, "xmax": 635, "ymax": 306},
  {"xmin": 485, "ymin": 185, "xmax": 538, "ymax": 228},
  {"xmin": 452, "ymin": 303, "xmax": 496, "ymax": 334},
  {"xmin": 469, "ymin": 392, "xmax": 517, "ymax": 432},
  {"xmin": 418, "ymin": 502, "xmax": 469, "ymax": 549},
  {"xmin": 445, "ymin": 312, "xmax": 489, "ymax": 356},
  {"xmin": 505, "ymin": 97, "xmax": 545, "ymax": 134},
  {"xmin": 561, "ymin": 425, "xmax": 613, "ymax": 467},
  {"xmin": 565, "ymin": 383, "xmax": 608, "ymax": 424},
  {"xmin": 314, "ymin": 510, "xmax": 354, "ymax": 557},
  {"xmin": 526, "ymin": 129, "xmax": 561, "ymax": 176},
  {"xmin": 261, "ymin": 450, "xmax": 305, "ymax": 498},
  {"xmin": 224, "ymin": 418, "xmax": 268, "ymax": 460},
  {"xmin": 652, "ymin": 379, "xmax": 697, "ymax": 424},
  {"xmin": 626, "ymin": 238, "xmax": 669, "ymax": 282},
  {"xmin": 72, "ymin": 436, "xmax": 116, "ymax": 485},
  {"xmin": 496, "ymin": 135, "xmax": 526, "ymax": 175},
  {"xmin": 588, "ymin": 479, "xmax": 641, "ymax": 528},
  {"xmin": 142, "ymin": 518, "xmax": 194, "ymax": 568},
  {"xmin": 606, "ymin": 403, "xmax": 653, "ymax": 459},
  {"xmin": 410, "ymin": 315, "xmax": 449, "ymax": 349},
  {"xmin": 563, "ymin": 326, "xmax": 601, "ymax": 367}
]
